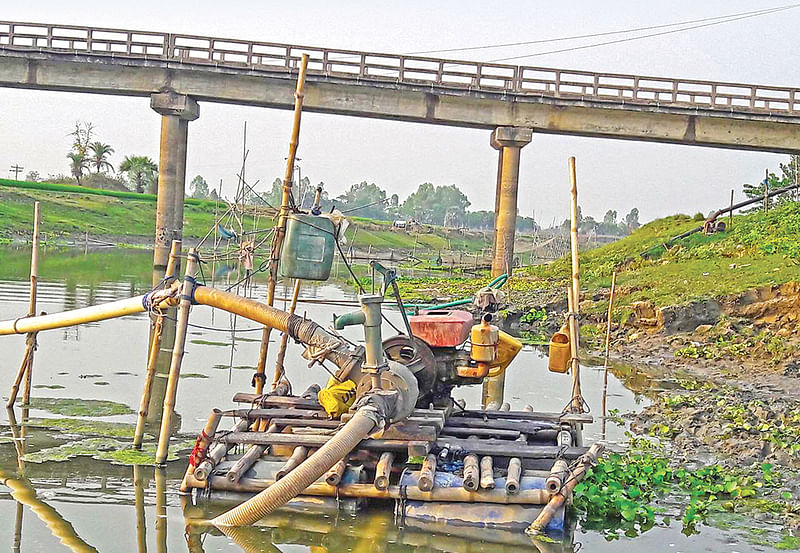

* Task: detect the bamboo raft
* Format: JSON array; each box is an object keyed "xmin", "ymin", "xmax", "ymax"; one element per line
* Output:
[{"xmin": 183, "ymin": 390, "xmax": 594, "ymax": 532}]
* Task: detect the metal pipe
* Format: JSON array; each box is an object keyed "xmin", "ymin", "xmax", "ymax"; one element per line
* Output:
[
  {"xmin": 480, "ymin": 456, "xmax": 495, "ymax": 490},
  {"xmin": 418, "ymin": 454, "xmax": 437, "ymax": 492},
  {"xmin": 374, "ymin": 451, "xmax": 394, "ymax": 490},
  {"xmin": 506, "ymin": 457, "xmax": 521, "ymax": 494},
  {"xmin": 255, "ymin": 53, "xmax": 310, "ymax": 394},
  {"xmin": 155, "ymin": 249, "xmax": 199, "ymax": 464},
  {"xmin": 360, "ymin": 295, "xmax": 385, "ymax": 390}
]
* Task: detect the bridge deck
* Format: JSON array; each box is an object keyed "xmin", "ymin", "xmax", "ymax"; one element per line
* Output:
[{"xmin": 1, "ymin": 21, "xmax": 799, "ymax": 152}]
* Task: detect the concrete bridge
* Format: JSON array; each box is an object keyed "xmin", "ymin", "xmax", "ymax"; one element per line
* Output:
[{"xmin": 2, "ymin": 20, "xmax": 799, "ymax": 276}]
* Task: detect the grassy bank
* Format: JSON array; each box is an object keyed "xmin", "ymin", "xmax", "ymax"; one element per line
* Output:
[
  {"xmin": 0, "ymin": 178, "xmax": 490, "ymax": 252},
  {"xmin": 394, "ymin": 203, "xmax": 800, "ymax": 311}
]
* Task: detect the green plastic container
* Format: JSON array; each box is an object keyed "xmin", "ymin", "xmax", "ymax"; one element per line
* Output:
[{"xmin": 279, "ymin": 213, "xmax": 336, "ymax": 280}]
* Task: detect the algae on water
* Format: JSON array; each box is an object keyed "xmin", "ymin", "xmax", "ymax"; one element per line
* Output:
[
  {"xmin": 22, "ymin": 437, "xmax": 195, "ymax": 465},
  {"xmin": 24, "ymin": 397, "xmax": 134, "ymax": 417},
  {"xmin": 29, "ymin": 418, "xmax": 139, "ymax": 439}
]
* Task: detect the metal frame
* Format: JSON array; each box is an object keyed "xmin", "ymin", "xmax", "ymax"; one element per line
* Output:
[{"xmin": 1, "ymin": 20, "xmax": 798, "ymax": 116}]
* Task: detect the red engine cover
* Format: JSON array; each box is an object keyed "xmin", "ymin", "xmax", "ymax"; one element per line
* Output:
[{"xmin": 410, "ymin": 310, "xmax": 473, "ymax": 348}]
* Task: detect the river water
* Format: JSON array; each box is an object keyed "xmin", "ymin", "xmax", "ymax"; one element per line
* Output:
[{"xmin": 0, "ymin": 246, "xmax": 783, "ymax": 552}]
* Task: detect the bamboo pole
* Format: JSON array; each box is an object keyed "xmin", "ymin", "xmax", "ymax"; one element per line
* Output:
[
  {"xmin": 418, "ymin": 454, "xmax": 437, "ymax": 492},
  {"xmin": 480, "ymin": 456, "xmax": 495, "ymax": 490},
  {"xmin": 133, "ymin": 465, "xmax": 147, "ymax": 553},
  {"xmin": 463, "ymin": 454, "xmax": 479, "ymax": 491},
  {"xmin": 133, "ymin": 240, "xmax": 181, "ymax": 449},
  {"xmin": 194, "ymin": 419, "xmax": 251, "ymax": 481},
  {"xmin": 7, "ymin": 340, "xmax": 35, "ymax": 408},
  {"xmin": 21, "ymin": 202, "xmax": 40, "ymax": 405},
  {"xmin": 567, "ymin": 157, "xmax": 583, "ymax": 413},
  {"xmin": 567, "ymin": 286, "xmax": 582, "ymax": 413},
  {"xmin": 155, "ymin": 467, "xmax": 167, "ymax": 553},
  {"xmin": 271, "ymin": 278, "xmax": 301, "ymax": 389},
  {"xmin": 527, "ymin": 443, "xmax": 604, "ymax": 534},
  {"xmin": 729, "ymin": 190, "xmax": 734, "ymax": 229},
  {"xmin": 180, "ymin": 409, "xmax": 224, "ymax": 492},
  {"xmin": 601, "ymin": 271, "xmax": 617, "ymax": 441},
  {"xmin": 254, "ymin": 53, "xmax": 310, "ymax": 395},
  {"xmin": 226, "ymin": 423, "xmax": 278, "ymax": 485},
  {"xmin": 155, "ymin": 249, "xmax": 199, "ymax": 464},
  {"xmin": 324, "ymin": 457, "xmax": 347, "ymax": 487},
  {"xmin": 275, "ymin": 446, "xmax": 309, "ymax": 480}
]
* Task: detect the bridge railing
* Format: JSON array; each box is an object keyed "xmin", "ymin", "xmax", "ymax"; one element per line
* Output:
[{"xmin": 1, "ymin": 20, "xmax": 798, "ymax": 115}]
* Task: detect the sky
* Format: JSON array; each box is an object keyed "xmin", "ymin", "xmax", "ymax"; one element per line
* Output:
[{"xmin": 0, "ymin": 1, "xmax": 797, "ymax": 226}]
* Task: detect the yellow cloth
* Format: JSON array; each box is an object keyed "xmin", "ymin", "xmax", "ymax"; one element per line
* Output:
[{"xmin": 318, "ymin": 378, "xmax": 357, "ymax": 418}]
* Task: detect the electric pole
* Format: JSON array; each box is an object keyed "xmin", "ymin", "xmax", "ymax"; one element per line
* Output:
[{"xmin": 10, "ymin": 164, "xmax": 23, "ymax": 180}]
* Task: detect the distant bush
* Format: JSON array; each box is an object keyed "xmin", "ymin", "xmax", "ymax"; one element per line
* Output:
[{"xmin": 693, "ymin": 212, "xmax": 706, "ymax": 221}]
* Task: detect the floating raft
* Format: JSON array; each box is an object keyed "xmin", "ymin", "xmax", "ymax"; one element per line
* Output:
[{"xmin": 185, "ymin": 391, "xmax": 593, "ymax": 533}]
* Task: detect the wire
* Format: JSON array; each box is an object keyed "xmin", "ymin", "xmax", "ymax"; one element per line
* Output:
[
  {"xmin": 405, "ymin": 4, "xmax": 799, "ymax": 57},
  {"xmin": 488, "ymin": 4, "xmax": 799, "ymax": 62}
]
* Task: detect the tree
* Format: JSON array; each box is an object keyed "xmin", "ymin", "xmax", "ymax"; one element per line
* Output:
[
  {"xmin": 88, "ymin": 142, "xmax": 115, "ymax": 173},
  {"xmin": 335, "ymin": 181, "xmax": 389, "ymax": 220},
  {"xmin": 25, "ymin": 171, "xmax": 40, "ymax": 182},
  {"xmin": 624, "ymin": 208, "xmax": 640, "ymax": 230},
  {"xmin": 190, "ymin": 175, "xmax": 209, "ymax": 199},
  {"xmin": 67, "ymin": 152, "xmax": 89, "ymax": 185},
  {"xmin": 743, "ymin": 156, "xmax": 800, "ymax": 206},
  {"xmin": 119, "ymin": 155, "xmax": 158, "ymax": 193},
  {"xmin": 401, "ymin": 183, "xmax": 471, "ymax": 225}
]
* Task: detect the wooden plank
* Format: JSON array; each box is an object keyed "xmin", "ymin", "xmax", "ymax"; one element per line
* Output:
[
  {"xmin": 232, "ymin": 393, "xmax": 322, "ymax": 410},
  {"xmin": 453, "ymin": 410, "xmax": 593, "ymax": 424},
  {"xmin": 444, "ymin": 418, "xmax": 559, "ymax": 433},
  {"xmin": 227, "ymin": 408, "xmax": 329, "ymax": 420},
  {"xmin": 220, "ymin": 432, "xmax": 587, "ymax": 460},
  {"xmin": 440, "ymin": 427, "xmax": 520, "ymax": 439}
]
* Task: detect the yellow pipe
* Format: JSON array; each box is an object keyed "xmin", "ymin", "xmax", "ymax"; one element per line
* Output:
[
  {"xmin": 0, "ymin": 468, "xmax": 99, "ymax": 553},
  {"xmin": 0, "ymin": 285, "xmax": 178, "ymax": 336}
]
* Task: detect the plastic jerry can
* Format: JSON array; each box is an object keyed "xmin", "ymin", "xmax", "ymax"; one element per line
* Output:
[
  {"xmin": 279, "ymin": 214, "xmax": 336, "ymax": 280},
  {"xmin": 548, "ymin": 324, "xmax": 571, "ymax": 373}
]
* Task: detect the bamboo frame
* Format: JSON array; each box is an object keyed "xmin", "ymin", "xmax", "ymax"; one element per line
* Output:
[
  {"xmin": 255, "ymin": 53, "xmax": 310, "ymax": 394},
  {"xmin": 133, "ymin": 243, "xmax": 182, "ymax": 449},
  {"xmin": 567, "ymin": 157, "xmax": 583, "ymax": 413},
  {"xmin": 7, "ymin": 202, "xmax": 40, "ymax": 408},
  {"xmin": 601, "ymin": 271, "xmax": 617, "ymax": 440},
  {"xmin": 155, "ymin": 249, "xmax": 199, "ymax": 464}
]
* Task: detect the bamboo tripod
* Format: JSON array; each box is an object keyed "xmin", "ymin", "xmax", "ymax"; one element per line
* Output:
[{"xmin": 7, "ymin": 201, "xmax": 40, "ymax": 408}]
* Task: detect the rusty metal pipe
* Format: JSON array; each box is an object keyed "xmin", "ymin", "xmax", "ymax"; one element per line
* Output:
[
  {"xmin": 275, "ymin": 446, "xmax": 309, "ymax": 480},
  {"xmin": 194, "ymin": 419, "xmax": 250, "ymax": 481},
  {"xmin": 480, "ymin": 456, "xmax": 495, "ymax": 490},
  {"xmin": 545, "ymin": 459, "xmax": 570, "ymax": 494},
  {"xmin": 506, "ymin": 457, "xmax": 521, "ymax": 494},
  {"xmin": 463, "ymin": 454, "xmax": 479, "ymax": 491},
  {"xmin": 375, "ymin": 451, "xmax": 394, "ymax": 490},
  {"xmin": 325, "ymin": 457, "xmax": 347, "ymax": 486}
]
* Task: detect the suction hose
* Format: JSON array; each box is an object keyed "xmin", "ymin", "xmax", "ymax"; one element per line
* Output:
[
  {"xmin": 193, "ymin": 286, "xmax": 363, "ymax": 380},
  {"xmin": 211, "ymin": 408, "xmax": 377, "ymax": 527}
]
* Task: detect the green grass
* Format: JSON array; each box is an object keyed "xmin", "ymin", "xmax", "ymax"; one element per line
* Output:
[
  {"xmin": 510, "ymin": 204, "xmax": 800, "ymax": 311},
  {"xmin": 0, "ymin": 178, "xmax": 490, "ymax": 253}
]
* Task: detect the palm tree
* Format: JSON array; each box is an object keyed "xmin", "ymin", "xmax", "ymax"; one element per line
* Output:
[
  {"xmin": 67, "ymin": 152, "xmax": 89, "ymax": 185},
  {"xmin": 119, "ymin": 155, "xmax": 158, "ymax": 193},
  {"xmin": 88, "ymin": 142, "xmax": 115, "ymax": 173}
]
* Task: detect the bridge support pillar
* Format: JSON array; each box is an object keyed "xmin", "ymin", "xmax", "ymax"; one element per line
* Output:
[
  {"xmin": 483, "ymin": 127, "xmax": 531, "ymax": 411},
  {"xmin": 490, "ymin": 126, "xmax": 532, "ymax": 279},
  {"xmin": 150, "ymin": 92, "xmax": 199, "ymax": 285}
]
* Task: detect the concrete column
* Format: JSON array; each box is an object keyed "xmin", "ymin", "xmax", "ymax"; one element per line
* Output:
[
  {"xmin": 150, "ymin": 92, "xmax": 199, "ymax": 284},
  {"xmin": 490, "ymin": 127, "xmax": 532, "ymax": 278}
]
